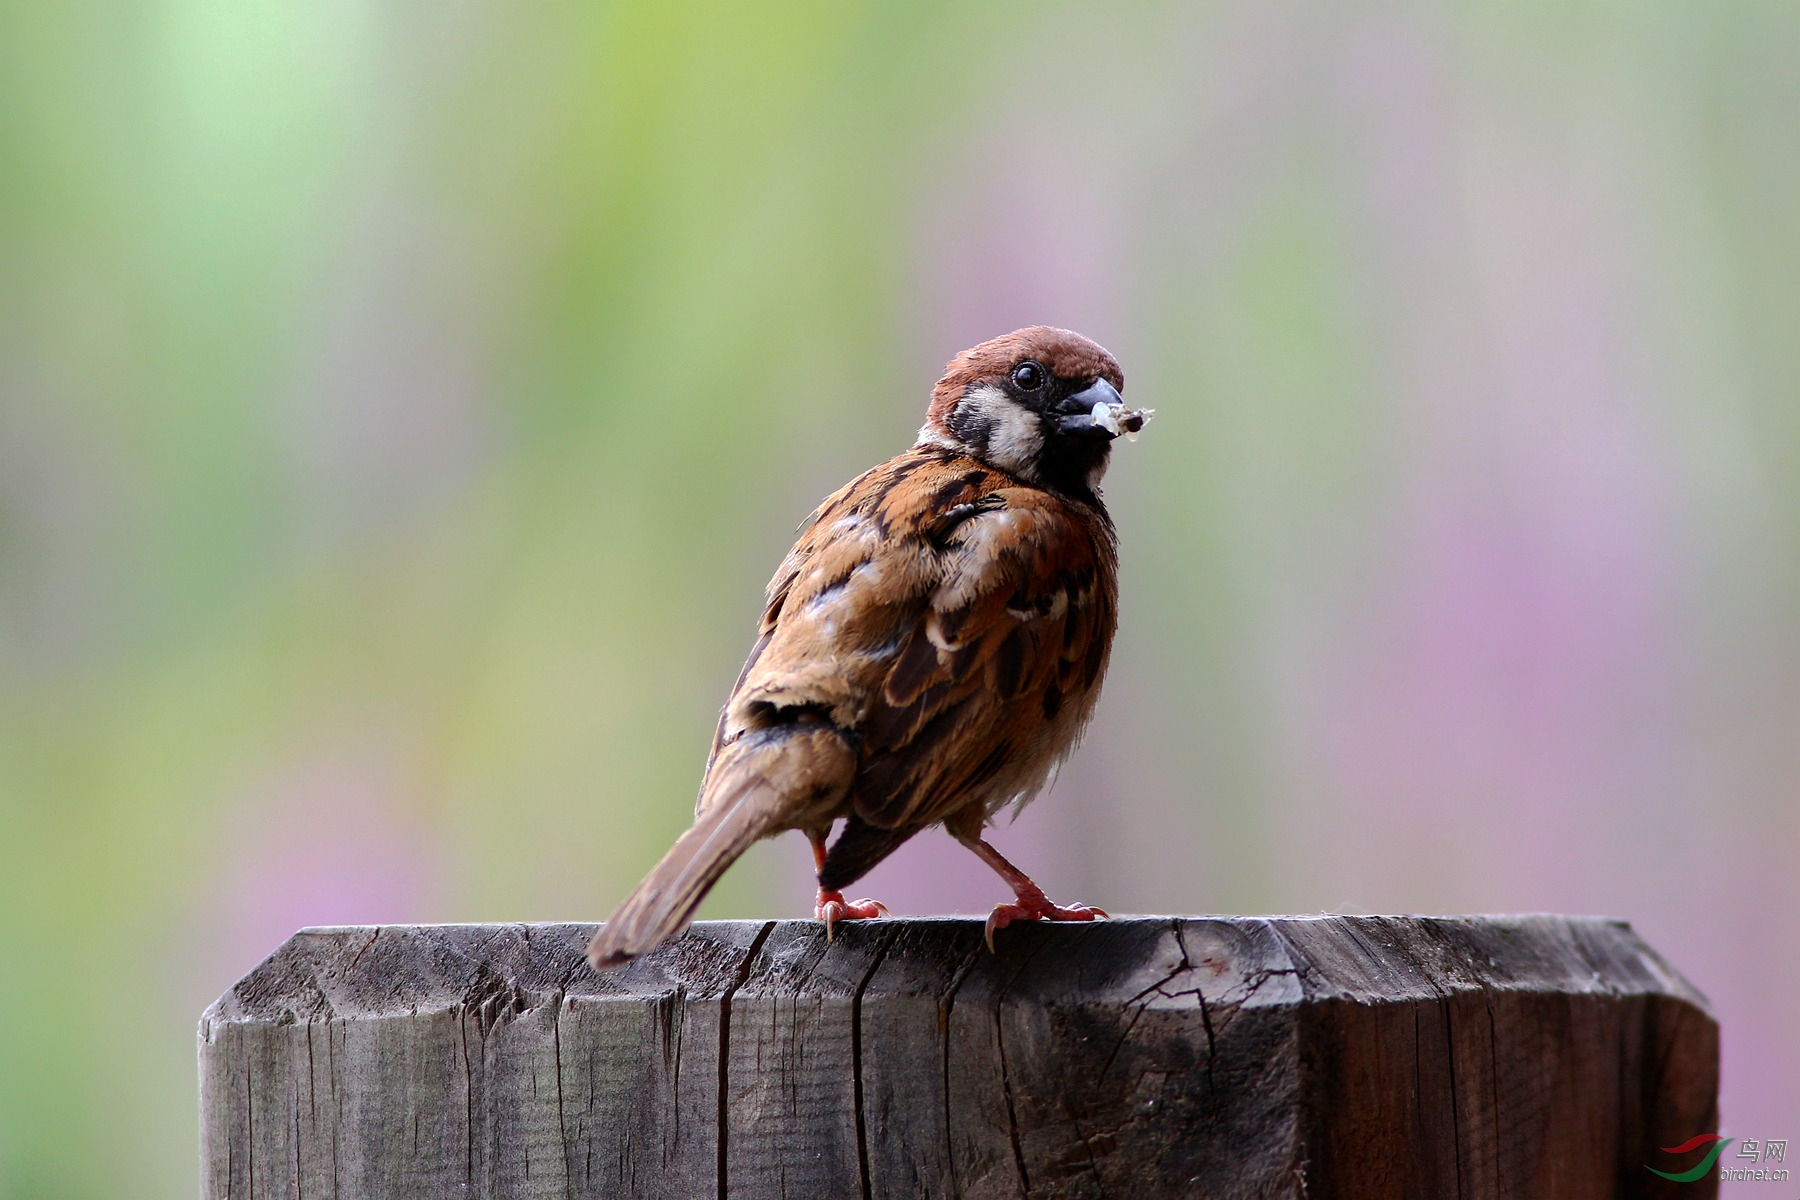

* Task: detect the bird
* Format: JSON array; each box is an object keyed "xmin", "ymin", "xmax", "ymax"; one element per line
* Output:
[{"xmin": 587, "ymin": 326, "xmax": 1151, "ymax": 971}]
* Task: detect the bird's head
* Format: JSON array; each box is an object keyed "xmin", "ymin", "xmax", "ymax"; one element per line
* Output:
[{"xmin": 918, "ymin": 326, "xmax": 1143, "ymax": 500}]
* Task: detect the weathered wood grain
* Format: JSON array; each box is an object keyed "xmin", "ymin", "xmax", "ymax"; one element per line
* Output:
[{"xmin": 199, "ymin": 916, "xmax": 1717, "ymax": 1199}]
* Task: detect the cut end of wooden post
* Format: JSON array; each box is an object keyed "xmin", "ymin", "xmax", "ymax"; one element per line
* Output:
[{"xmin": 201, "ymin": 915, "xmax": 1718, "ymax": 1200}]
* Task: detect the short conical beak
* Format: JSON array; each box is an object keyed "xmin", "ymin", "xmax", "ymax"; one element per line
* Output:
[{"xmin": 1054, "ymin": 378, "xmax": 1125, "ymax": 439}]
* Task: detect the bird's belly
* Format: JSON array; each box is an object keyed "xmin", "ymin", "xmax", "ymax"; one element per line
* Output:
[{"xmin": 965, "ymin": 681, "xmax": 1104, "ymax": 828}]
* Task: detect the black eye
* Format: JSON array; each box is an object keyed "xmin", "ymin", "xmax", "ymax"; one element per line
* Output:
[{"xmin": 1011, "ymin": 361, "xmax": 1044, "ymax": 391}]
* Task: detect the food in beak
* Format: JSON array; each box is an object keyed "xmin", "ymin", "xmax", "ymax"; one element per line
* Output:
[{"xmin": 1090, "ymin": 401, "xmax": 1156, "ymax": 442}]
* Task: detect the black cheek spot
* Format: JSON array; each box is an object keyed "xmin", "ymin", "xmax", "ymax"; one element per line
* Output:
[
  {"xmin": 1042, "ymin": 685, "xmax": 1063, "ymax": 720},
  {"xmin": 947, "ymin": 402, "xmax": 995, "ymax": 453}
]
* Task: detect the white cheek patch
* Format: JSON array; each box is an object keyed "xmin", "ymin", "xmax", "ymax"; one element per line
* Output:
[{"xmin": 961, "ymin": 384, "xmax": 1044, "ymax": 477}]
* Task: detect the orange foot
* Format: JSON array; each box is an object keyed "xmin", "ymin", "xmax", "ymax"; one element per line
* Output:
[
  {"xmin": 815, "ymin": 888, "xmax": 890, "ymax": 941},
  {"xmin": 985, "ymin": 893, "xmax": 1108, "ymax": 952}
]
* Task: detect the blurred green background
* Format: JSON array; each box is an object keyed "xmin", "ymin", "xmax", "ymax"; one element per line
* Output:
[{"xmin": 3, "ymin": 2, "xmax": 1797, "ymax": 1195}]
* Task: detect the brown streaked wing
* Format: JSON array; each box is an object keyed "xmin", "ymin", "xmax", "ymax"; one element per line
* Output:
[
  {"xmin": 852, "ymin": 484, "xmax": 1115, "ymax": 831},
  {"xmin": 698, "ymin": 451, "xmax": 970, "ymax": 805}
]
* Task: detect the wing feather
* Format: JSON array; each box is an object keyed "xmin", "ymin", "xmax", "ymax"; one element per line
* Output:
[
  {"xmin": 700, "ymin": 448, "xmax": 1115, "ymax": 868},
  {"xmin": 850, "ymin": 485, "xmax": 1115, "ymax": 832}
]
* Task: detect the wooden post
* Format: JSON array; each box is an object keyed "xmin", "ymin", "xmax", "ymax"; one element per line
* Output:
[{"xmin": 199, "ymin": 916, "xmax": 1717, "ymax": 1199}]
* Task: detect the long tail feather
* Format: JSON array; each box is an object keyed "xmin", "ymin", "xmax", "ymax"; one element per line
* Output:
[
  {"xmin": 586, "ymin": 791, "xmax": 777, "ymax": 969},
  {"xmin": 587, "ymin": 724, "xmax": 853, "ymax": 970}
]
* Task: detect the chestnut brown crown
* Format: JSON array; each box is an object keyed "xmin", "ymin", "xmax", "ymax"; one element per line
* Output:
[
  {"xmin": 925, "ymin": 326, "xmax": 1124, "ymax": 431},
  {"xmin": 918, "ymin": 327, "xmax": 1128, "ymax": 499}
]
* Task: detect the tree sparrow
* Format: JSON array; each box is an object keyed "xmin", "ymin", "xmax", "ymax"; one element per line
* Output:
[{"xmin": 589, "ymin": 327, "xmax": 1150, "ymax": 969}]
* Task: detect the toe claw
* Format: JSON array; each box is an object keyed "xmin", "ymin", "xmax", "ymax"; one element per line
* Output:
[
  {"xmin": 983, "ymin": 896, "xmax": 1107, "ymax": 950},
  {"xmin": 985, "ymin": 903, "xmax": 1023, "ymax": 953},
  {"xmin": 815, "ymin": 889, "xmax": 889, "ymax": 940}
]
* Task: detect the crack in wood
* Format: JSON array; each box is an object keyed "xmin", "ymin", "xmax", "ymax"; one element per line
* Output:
[
  {"xmin": 343, "ymin": 927, "xmax": 380, "ymax": 976},
  {"xmin": 994, "ymin": 1000, "xmax": 1032, "ymax": 1198},
  {"xmin": 290, "ymin": 1074, "xmax": 302, "ymax": 1200},
  {"xmin": 458, "ymin": 1000, "xmax": 475, "ymax": 1187},
  {"xmin": 991, "ymin": 936, "xmax": 1052, "ymax": 1199},
  {"xmin": 717, "ymin": 922, "xmax": 776, "ymax": 1200},
  {"xmin": 552, "ymin": 989, "xmax": 573, "ymax": 1197},
  {"xmin": 244, "ymin": 1058, "xmax": 255, "ymax": 1200},
  {"xmin": 852, "ymin": 927, "xmax": 898, "ymax": 1200},
  {"xmin": 1442, "ymin": 998, "xmax": 1464, "ymax": 1200},
  {"xmin": 936, "ymin": 939, "xmax": 987, "ymax": 1200}
]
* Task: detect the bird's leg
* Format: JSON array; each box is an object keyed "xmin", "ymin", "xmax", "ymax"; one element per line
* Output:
[
  {"xmin": 809, "ymin": 828, "xmax": 890, "ymax": 941},
  {"xmin": 953, "ymin": 831, "xmax": 1108, "ymax": 951}
]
